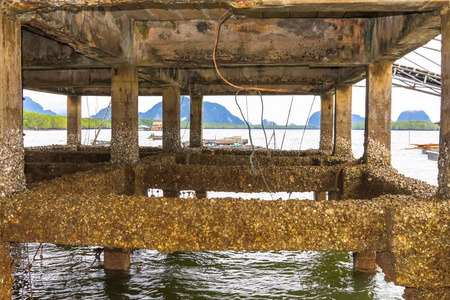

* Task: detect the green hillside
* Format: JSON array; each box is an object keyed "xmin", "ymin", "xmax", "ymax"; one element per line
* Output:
[{"xmin": 352, "ymin": 121, "xmax": 439, "ymax": 130}]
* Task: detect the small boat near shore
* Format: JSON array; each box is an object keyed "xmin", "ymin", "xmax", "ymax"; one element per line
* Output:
[
  {"xmin": 411, "ymin": 143, "xmax": 439, "ymax": 153},
  {"xmin": 426, "ymin": 150, "xmax": 439, "ymax": 161},
  {"xmin": 148, "ymin": 133, "xmax": 163, "ymax": 141}
]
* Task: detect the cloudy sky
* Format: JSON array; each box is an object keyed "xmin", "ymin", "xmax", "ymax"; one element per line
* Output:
[{"xmin": 24, "ymin": 36, "xmax": 442, "ymax": 125}]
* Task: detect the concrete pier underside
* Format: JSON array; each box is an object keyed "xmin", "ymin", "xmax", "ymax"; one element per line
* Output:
[{"xmin": 1, "ymin": 0, "xmax": 450, "ymax": 299}]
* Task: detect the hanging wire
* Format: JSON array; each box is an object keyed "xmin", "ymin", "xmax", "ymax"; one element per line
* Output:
[
  {"xmin": 403, "ymin": 57, "xmax": 427, "ymax": 70},
  {"xmin": 85, "ymin": 97, "xmax": 91, "ymax": 145},
  {"xmin": 213, "ymin": 9, "xmax": 285, "ymax": 93},
  {"xmin": 180, "ymin": 96, "xmax": 190, "ymax": 142},
  {"xmin": 26, "ymin": 243, "xmax": 33, "ymax": 299},
  {"xmin": 235, "ymin": 90, "xmax": 258, "ymax": 176},
  {"xmin": 412, "ymin": 50, "xmax": 440, "ymax": 67},
  {"xmin": 422, "ymin": 46, "xmax": 441, "ymax": 53},
  {"xmin": 281, "ymin": 95, "xmax": 294, "ymax": 150},
  {"xmin": 299, "ymin": 96, "xmax": 316, "ymax": 151},
  {"xmin": 257, "ymin": 90, "xmax": 270, "ymax": 152}
]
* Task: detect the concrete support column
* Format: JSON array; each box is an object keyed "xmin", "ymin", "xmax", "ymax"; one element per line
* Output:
[
  {"xmin": 0, "ymin": 243, "xmax": 13, "ymax": 299},
  {"xmin": 353, "ymin": 251, "xmax": 377, "ymax": 273},
  {"xmin": 189, "ymin": 92, "xmax": 203, "ymax": 148},
  {"xmin": 439, "ymin": 10, "xmax": 450, "ymax": 198},
  {"xmin": 195, "ymin": 190, "xmax": 207, "ymax": 199},
  {"xmin": 320, "ymin": 94, "xmax": 334, "ymax": 151},
  {"xmin": 164, "ymin": 189, "xmax": 180, "ymax": 198},
  {"xmin": 314, "ymin": 191, "xmax": 327, "ymax": 201},
  {"xmin": 162, "ymin": 86, "xmax": 181, "ymax": 152},
  {"xmin": 0, "ymin": 13, "xmax": 25, "ymax": 196},
  {"xmin": 104, "ymin": 248, "xmax": 131, "ymax": 270},
  {"xmin": 364, "ymin": 63, "xmax": 392, "ymax": 166},
  {"xmin": 111, "ymin": 65, "xmax": 139, "ymax": 164},
  {"xmin": 67, "ymin": 94, "xmax": 82, "ymax": 148},
  {"xmin": 333, "ymin": 85, "xmax": 353, "ymax": 158}
]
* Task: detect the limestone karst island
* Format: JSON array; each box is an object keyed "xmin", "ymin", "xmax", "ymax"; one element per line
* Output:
[{"xmin": 0, "ymin": 1, "xmax": 449, "ymax": 299}]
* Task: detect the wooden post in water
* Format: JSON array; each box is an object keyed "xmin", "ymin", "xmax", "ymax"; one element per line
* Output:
[
  {"xmin": 67, "ymin": 94, "xmax": 82, "ymax": 148},
  {"xmin": 163, "ymin": 86, "xmax": 181, "ymax": 152},
  {"xmin": 110, "ymin": 65, "xmax": 139, "ymax": 164}
]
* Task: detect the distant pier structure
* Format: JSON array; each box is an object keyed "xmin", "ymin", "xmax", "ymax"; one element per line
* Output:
[{"xmin": 0, "ymin": 1, "xmax": 449, "ymax": 299}]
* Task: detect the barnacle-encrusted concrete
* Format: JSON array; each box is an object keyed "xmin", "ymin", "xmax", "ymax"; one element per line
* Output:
[
  {"xmin": 0, "ymin": 243, "xmax": 13, "ymax": 300},
  {"xmin": 111, "ymin": 65, "xmax": 139, "ymax": 164},
  {"xmin": 66, "ymin": 95, "xmax": 81, "ymax": 148},
  {"xmin": 0, "ymin": 13, "xmax": 25, "ymax": 197}
]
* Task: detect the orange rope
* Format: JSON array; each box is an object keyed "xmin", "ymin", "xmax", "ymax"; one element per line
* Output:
[{"xmin": 213, "ymin": 9, "xmax": 285, "ymax": 93}]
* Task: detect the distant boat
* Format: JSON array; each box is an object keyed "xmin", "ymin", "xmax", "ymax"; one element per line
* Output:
[
  {"xmin": 426, "ymin": 150, "xmax": 439, "ymax": 161},
  {"xmin": 411, "ymin": 143, "xmax": 439, "ymax": 154},
  {"xmin": 148, "ymin": 133, "xmax": 162, "ymax": 141},
  {"xmin": 138, "ymin": 125, "xmax": 151, "ymax": 131}
]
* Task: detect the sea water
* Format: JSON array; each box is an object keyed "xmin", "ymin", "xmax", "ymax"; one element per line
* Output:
[{"xmin": 13, "ymin": 129, "xmax": 438, "ymax": 299}]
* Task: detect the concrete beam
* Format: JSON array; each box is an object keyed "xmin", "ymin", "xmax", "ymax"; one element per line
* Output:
[
  {"xmin": 23, "ymin": 8, "xmax": 132, "ymax": 65},
  {"xmin": 364, "ymin": 63, "xmax": 392, "ymax": 166},
  {"xmin": 111, "ymin": 65, "xmax": 139, "ymax": 164},
  {"xmin": 371, "ymin": 11, "xmax": 441, "ymax": 63},
  {"xmin": 67, "ymin": 95, "xmax": 82, "ymax": 148},
  {"xmin": 139, "ymin": 164, "xmax": 338, "ymax": 193},
  {"xmin": 5, "ymin": 1, "xmax": 448, "ymax": 14},
  {"xmin": 162, "ymin": 86, "xmax": 181, "ymax": 152},
  {"xmin": 187, "ymin": 66, "xmax": 339, "ymax": 86},
  {"xmin": 23, "ymin": 68, "xmax": 112, "ymax": 88},
  {"xmin": 133, "ymin": 18, "xmax": 371, "ymax": 67},
  {"xmin": 22, "ymin": 66, "xmax": 338, "ymax": 96},
  {"xmin": 22, "ymin": 30, "xmax": 104, "ymax": 70},
  {"xmin": 2, "ymin": 193, "xmax": 389, "ymax": 252},
  {"xmin": 0, "ymin": 13, "xmax": 26, "ymax": 197}
]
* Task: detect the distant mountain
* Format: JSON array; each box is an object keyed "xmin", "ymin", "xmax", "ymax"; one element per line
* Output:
[
  {"xmin": 308, "ymin": 111, "xmax": 321, "ymax": 127},
  {"xmin": 308, "ymin": 111, "xmax": 365, "ymax": 127},
  {"xmin": 263, "ymin": 119, "xmax": 277, "ymax": 126},
  {"xmin": 397, "ymin": 110, "xmax": 431, "ymax": 123},
  {"xmin": 92, "ymin": 96, "xmax": 245, "ymax": 125},
  {"xmin": 23, "ymin": 96, "xmax": 58, "ymax": 116},
  {"xmin": 352, "ymin": 114, "xmax": 365, "ymax": 124},
  {"xmin": 90, "ymin": 106, "xmax": 111, "ymax": 119}
]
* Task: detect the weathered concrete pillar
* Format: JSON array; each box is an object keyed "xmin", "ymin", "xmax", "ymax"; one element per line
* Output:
[
  {"xmin": 364, "ymin": 63, "xmax": 392, "ymax": 166},
  {"xmin": 195, "ymin": 190, "xmax": 207, "ymax": 199},
  {"xmin": 439, "ymin": 10, "xmax": 450, "ymax": 198},
  {"xmin": 0, "ymin": 243, "xmax": 13, "ymax": 299},
  {"xmin": 104, "ymin": 248, "xmax": 131, "ymax": 270},
  {"xmin": 333, "ymin": 85, "xmax": 353, "ymax": 158},
  {"xmin": 314, "ymin": 191, "xmax": 327, "ymax": 201},
  {"xmin": 162, "ymin": 86, "xmax": 181, "ymax": 152},
  {"xmin": 353, "ymin": 251, "xmax": 377, "ymax": 273},
  {"xmin": 111, "ymin": 65, "xmax": 139, "ymax": 164},
  {"xmin": 189, "ymin": 92, "xmax": 203, "ymax": 148},
  {"xmin": 320, "ymin": 93, "xmax": 334, "ymax": 151},
  {"xmin": 0, "ymin": 13, "xmax": 25, "ymax": 197},
  {"xmin": 164, "ymin": 189, "xmax": 180, "ymax": 198},
  {"xmin": 67, "ymin": 94, "xmax": 82, "ymax": 148}
]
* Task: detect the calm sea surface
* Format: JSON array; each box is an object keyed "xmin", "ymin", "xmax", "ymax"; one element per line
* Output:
[{"xmin": 13, "ymin": 129, "xmax": 439, "ymax": 299}]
